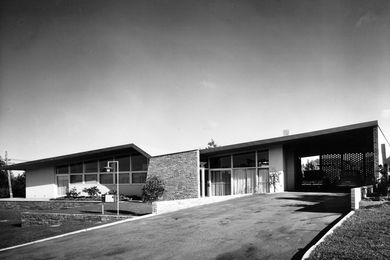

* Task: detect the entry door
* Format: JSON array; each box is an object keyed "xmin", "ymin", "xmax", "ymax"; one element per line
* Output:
[
  {"xmin": 211, "ymin": 170, "xmax": 231, "ymax": 196},
  {"xmin": 257, "ymin": 168, "xmax": 269, "ymax": 193},
  {"xmin": 57, "ymin": 176, "xmax": 69, "ymax": 196}
]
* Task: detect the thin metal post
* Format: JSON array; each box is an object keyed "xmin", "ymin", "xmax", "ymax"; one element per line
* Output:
[{"xmin": 5, "ymin": 151, "xmax": 13, "ymax": 198}]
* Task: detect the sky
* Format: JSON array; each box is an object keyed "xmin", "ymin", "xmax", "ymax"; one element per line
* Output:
[{"xmin": 0, "ymin": 0, "xmax": 390, "ymax": 163}]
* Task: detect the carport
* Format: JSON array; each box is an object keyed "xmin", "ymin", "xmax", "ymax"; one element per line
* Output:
[{"xmin": 283, "ymin": 121, "xmax": 378, "ymax": 191}]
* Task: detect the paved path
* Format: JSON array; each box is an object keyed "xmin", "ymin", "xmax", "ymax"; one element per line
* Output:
[{"xmin": 1, "ymin": 192, "xmax": 350, "ymax": 260}]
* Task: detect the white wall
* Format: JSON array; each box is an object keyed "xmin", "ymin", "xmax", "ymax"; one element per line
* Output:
[
  {"xmin": 26, "ymin": 167, "xmax": 56, "ymax": 199},
  {"xmin": 268, "ymin": 145, "xmax": 285, "ymax": 192}
]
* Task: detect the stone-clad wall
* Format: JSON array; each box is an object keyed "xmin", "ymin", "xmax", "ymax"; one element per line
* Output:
[
  {"xmin": 0, "ymin": 201, "xmax": 100, "ymax": 210},
  {"xmin": 21, "ymin": 212, "xmax": 129, "ymax": 227},
  {"xmin": 147, "ymin": 150, "xmax": 199, "ymax": 201}
]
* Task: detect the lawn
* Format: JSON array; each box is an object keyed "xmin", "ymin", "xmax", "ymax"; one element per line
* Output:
[
  {"xmin": 309, "ymin": 201, "xmax": 390, "ymax": 259},
  {"xmin": 0, "ymin": 201, "xmax": 152, "ymax": 249}
]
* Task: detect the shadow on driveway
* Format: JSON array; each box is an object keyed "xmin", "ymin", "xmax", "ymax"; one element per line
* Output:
[{"xmin": 276, "ymin": 193, "xmax": 350, "ymax": 214}]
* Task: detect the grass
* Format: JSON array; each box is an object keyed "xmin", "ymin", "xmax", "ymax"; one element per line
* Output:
[
  {"xmin": 0, "ymin": 201, "xmax": 152, "ymax": 249},
  {"xmin": 309, "ymin": 201, "xmax": 390, "ymax": 259}
]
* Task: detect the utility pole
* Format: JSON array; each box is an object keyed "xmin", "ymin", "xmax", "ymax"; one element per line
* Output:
[{"xmin": 5, "ymin": 151, "xmax": 13, "ymax": 198}]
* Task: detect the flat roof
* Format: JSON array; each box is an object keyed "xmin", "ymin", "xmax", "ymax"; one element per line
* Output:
[
  {"xmin": 200, "ymin": 120, "xmax": 378, "ymax": 155},
  {"xmin": 5, "ymin": 143, "xmax": 151, "ymax": 170}
]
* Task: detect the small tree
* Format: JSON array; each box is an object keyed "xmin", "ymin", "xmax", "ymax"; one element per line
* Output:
[
  {"xmin": 142, "ymin": 176, "xmax": 165, "ymax": 203},
  {"xmin": 269, "ymin": 169, "xmax": 281, "ymax": 192},
  {"xmin": 82, "ymin": 186, "xmax": 101, "ymax": 197},
  {"xmin": 205, "ymin": 139, "xmax": 218, "ymax": 149}
]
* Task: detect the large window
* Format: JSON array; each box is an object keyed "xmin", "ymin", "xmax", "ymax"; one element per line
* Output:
[
  {"xmin": 100, "ymin": 174, "xmax": 114, "ymax": 184},
  {"xmin": 210, "ymin": 156, "xmax": 231, "ymax": 169},
  {"xmin": 70, "ymin": 175, "xmax": 83, "ymax": 184},
  {"xmin": 116, "ymin": 173, "xmax": 130, "ymax": 184},
  {"xmin": 85, "ymin": 174, "xmax": 98, "ymax": 184},
  {"xmin": 132, "ymin": 172, "xmax": 147, "ymax": 183},
  {"xmin": 55, "ymin": 154, "xmax": 148, "ymax": 185},
  {"xmin": 85, "ymin": 160, "xmax": 98, "ymax": 173},
  {"xmin": 70, "ymin": 163, "xmax": 83, "ymax": 173},
  {"xmin": 117, "ymin": 156, "xmax": 130, "ymax": 172},
  {"xmin": 257, "ymin": 151, "xmax": 269, "ymax": 167},
  {"xmin": 131, "ymin": 155, "xmax": 148, "ymax": 171},
  {"xmin": 233, "ymin": 152, "xmax": 255, "ymax": 168},
  {"xmin": 99, "ymin": 158, "xmax": 112, "ymax": 172},
  {"xmin": 56, "ymin": 165, "xmax": 68, "ymax": 174}
]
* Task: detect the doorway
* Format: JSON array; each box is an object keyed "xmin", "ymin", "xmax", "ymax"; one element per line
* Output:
[
  {"xmin": 57, "ymin": 175, "xmax": 69, "ymax": 197},
  {"xmin": 210, "ymin": 170, "xmax": 231, "ymax": 196}
]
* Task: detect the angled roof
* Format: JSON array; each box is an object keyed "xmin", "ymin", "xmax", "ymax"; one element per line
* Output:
[
  {"xmin": 5, "ymin": 143, "xmax": 151, "ymax": 170},
  {"xmin": 200, "ymin": 120, "xmax": 378, "ymax": 155}
]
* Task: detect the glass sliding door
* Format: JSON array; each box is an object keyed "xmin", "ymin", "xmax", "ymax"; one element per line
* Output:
[
  {"xmin": 211, "ymin": 170, "xmax": 231, "ymax": 196},
  {"xmin": 233, "ymin": 169, "xmax": 255, "ymax": 195},
  {"xmin": 57, "ymin": 175, "xmax": 69, "ymax": 197},
  {"xmin": 257, "ymin": 168, "xmax": 269, "ymax": 193}
]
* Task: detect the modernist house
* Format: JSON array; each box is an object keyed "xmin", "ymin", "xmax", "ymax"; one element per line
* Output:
[{"xmin": 6, "ymin": 121, "xmax": 379, "ymax": 200}]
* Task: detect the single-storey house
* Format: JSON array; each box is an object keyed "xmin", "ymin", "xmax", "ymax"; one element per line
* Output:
[{"xmin": 5, "ymin": 121, "xmax": 379, "ymax": 200}]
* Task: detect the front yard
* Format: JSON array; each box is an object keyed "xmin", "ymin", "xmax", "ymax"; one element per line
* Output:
[
  {"xmin": 0, "ymin": 201, "xmax": 152, "ymax": 249},
  {"xmin": 309, "ymin": 201, "xmax": 390, "ymax": 259}
]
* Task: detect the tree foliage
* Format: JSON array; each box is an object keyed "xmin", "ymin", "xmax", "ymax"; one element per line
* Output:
[
  {"xmin": 206, "ymin": 139, "xmax": 218, "ymax": 149},
  {"xmin": 0, "ymin": 157, "xmax": 26, "ymax": 198},
  {"xmin": 142, "ymin": 176, "xmax": 165, "ymax": 203}
]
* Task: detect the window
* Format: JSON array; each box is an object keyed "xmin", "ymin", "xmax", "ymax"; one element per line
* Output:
[
  {"xmin": 56, "ymin": 165, "xmax": 68, "ymax": 174},
  {"xmin": 131, "ymin": 155, "xmax": 148, "ymax": 171},
  {"xmin": 115, "ymin": 173, "xmax": 130, "ymax": 184},
  {"xmin": 85, "ymin": 174, "xmax": 98, "ymax": 183},
  {"xmin": 132, "ymin": 172, "xmax": 147, "ymax": 183},
  {"xmin": 99, "ymin": 158, "xmax": 112, "ymax": 172},
  {"xmin": 85, "ymin": 161, "xmax": 98, "ymax": 173},
  {"xmin": 233, "ymin": 152, "xmax": 255, "ymax": 168},
  {"xmin": 100, "ymin": 174, "xmax": 114, "ymax": 184},
  {"xmin": 257, "ymin": 151, "xmax": 269, "ymax": 167},
  {"xmin": 70, "ymin": 163, "xmax": 83, "ymax": 173},
  {"xmin": 116, "ymin": 156, "xmax": 130, "ymax": 172},
  {"xmin": 70, "ymin": 175, "xmax": 83, "ymax": 184},
  {"xmin": 210, "ymin": 156, "xmax": 231, "ymax": 168}
]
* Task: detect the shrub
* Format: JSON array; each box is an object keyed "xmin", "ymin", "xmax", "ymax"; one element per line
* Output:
[
  {"xmin": 66, "ymin": 187, "xmax": 80, "ymax": 198},
  {"xmin": 82, "ymin": 186, "xmax": 101, "ymax": 197},
  {"xmin": 142, "ymin": 176, "xmax": 165, "ymax": 203}
]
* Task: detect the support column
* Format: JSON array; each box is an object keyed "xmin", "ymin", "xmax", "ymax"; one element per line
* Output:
[{"xmin": 200, "ymin": 168, "xmax": 205, "ymax": 198}]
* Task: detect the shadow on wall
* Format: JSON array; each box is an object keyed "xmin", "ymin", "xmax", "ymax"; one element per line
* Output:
[{"xmin": 275, "ymin": 194, "xmax": 350, "ymax": 214}]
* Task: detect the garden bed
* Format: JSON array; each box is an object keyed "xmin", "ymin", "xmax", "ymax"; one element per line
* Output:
[{"xmin": 308, "ymin": 201, "xmax": 390, "ymax": 259}]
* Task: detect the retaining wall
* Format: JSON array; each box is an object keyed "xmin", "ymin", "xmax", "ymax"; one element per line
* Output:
[
  {"xmin": 21, "ymin": 212, "xmax": 129, "ymax": 227},
  {"xmin": 152, "ymin": 194, "xmax": 251, "ymax": 214},
  {"xmin": 0, "ymin": 201, "xmax": 100, "ymax": 210},
  {"xmin": 351, "ymin": 185, "xmax": 374, "ymax": 210}
]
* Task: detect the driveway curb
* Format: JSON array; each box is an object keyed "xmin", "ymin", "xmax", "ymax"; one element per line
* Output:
[
  {"xmin": 301, "ymin": 210, "xmax": 355, "ymax": 259},
  {"xmin": 0, "ymin": 214, "xmax": 154, "ymax": 252}
]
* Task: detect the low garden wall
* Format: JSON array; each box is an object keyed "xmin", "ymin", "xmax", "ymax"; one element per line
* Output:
[
  {"xmin": 21, "ymin": 212, "xmax": 130, "ymax": 227},
  {"xmin": 351, "ymin": 185, "xmax": 374, "ymax": 210},
  {"xmin": 152, "ymin": 194, "xmax": 251, "ymax": 214},
  {"xmin": 0, "ymin": 201, "xmax": 100, "ymax": 210}
]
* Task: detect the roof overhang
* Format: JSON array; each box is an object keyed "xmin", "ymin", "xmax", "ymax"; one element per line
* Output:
[
  {"xmin": 200, "ymin": 120, "xmax": 378, "ymax": 156},
  {"xmin": 4, "ymin": 143, "xmax": 151, "ymax": 171}
]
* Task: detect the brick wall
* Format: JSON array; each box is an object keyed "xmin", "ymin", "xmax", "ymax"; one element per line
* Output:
[
  {"xmin": 373, "ymin": 126, "xmax": 379, "ymax": 179},
  {"xmin": 147, "ymin": 150, "xmax": 199, "ymax": 201}
]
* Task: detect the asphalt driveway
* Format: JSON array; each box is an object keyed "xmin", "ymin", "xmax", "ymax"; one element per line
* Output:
[{"xmin": 0, "ymin": 192, "xmax": 350, "ymax": 260}]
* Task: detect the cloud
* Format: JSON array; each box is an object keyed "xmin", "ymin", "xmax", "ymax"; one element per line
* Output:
[
  {"xmin": 381, "ymin": 109, "xmax": 390, "ymax": 119},
  {"xmin": 200, "ymin": 80, "xmax": 217, "ymax": 89},
  {"xmin": 355, "ymin": 11, "xmax": 377, "ymax": 28}
]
